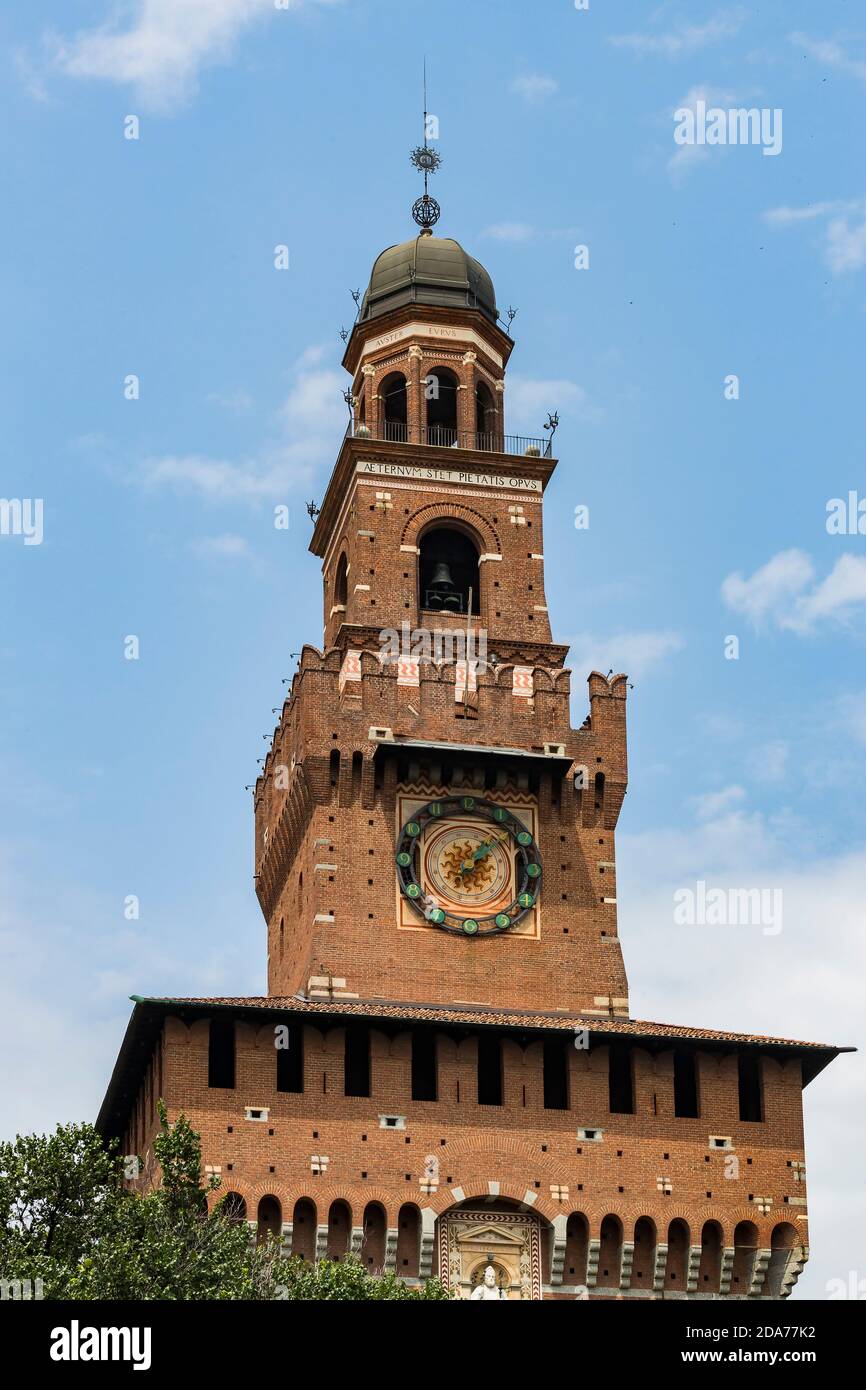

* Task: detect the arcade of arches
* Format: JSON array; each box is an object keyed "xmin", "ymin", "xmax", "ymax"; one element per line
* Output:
[{"xmin": 226, "ymin": 1192, "xmax": 805, "ymax": 1300}]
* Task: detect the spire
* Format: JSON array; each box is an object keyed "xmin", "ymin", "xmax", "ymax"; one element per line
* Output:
[{"xmin": 409, "ymin": 59, "xmax": 442, "ymax": 235}]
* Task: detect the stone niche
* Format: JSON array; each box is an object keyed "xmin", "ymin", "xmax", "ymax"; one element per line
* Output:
[{"xmin": 437, "ymin": 1204, "xmax": 542, "ymax": 1300}]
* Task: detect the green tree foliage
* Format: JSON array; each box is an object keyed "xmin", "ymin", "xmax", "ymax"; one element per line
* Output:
[{"xmin": 0, "ymin": 1104, "xmax": 450, "ymax": 1301}]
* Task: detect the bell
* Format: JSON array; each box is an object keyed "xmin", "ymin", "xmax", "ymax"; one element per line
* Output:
[
  {"xmin": 429, "ymin": 561, "xmax": 454, "ymax": 591},
  {"xmin": 427, "ymin": 560, "xmax": 462, "ymax": 611}
]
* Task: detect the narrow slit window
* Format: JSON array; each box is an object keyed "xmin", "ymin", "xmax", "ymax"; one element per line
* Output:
[{"xmin": 208, "ymin": 1018, "xmax": 235, "ymax": 1090}]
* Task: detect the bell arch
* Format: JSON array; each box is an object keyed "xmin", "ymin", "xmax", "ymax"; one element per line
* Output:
[{"xmin": 418, "ymin": 523, "xmax": 481, "ymax": 617}]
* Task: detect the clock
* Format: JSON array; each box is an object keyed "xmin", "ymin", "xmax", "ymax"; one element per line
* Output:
[{"xmin": 395, "ymin": 795, "xmax": 542, "ymax": 936}]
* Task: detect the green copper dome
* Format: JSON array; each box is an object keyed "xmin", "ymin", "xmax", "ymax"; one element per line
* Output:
[{"xmin": 358, "ymin": 233, "xmax": 498, "ymax": 325}]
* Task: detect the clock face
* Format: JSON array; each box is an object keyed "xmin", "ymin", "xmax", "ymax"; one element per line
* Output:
[{"xmin": 395, "ymin": 796, "xmax": 542, "ymax": 936}]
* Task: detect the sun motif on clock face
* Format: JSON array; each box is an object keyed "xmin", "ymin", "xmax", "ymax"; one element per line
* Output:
[{"xmin": 395, "ymin": 796, "xmax": 542, "ymax": 936}]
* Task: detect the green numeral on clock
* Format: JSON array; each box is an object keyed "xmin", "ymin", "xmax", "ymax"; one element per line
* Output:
[
  {"xmin": 406, "ymin": 883, "xmax": 421, "ymax": 898},
  {"xmin": 462, "ymin": 919, "xmax": 479, "ymax": 935},
  {"xmin": 396, "ymin": 851, "xmax": 412, "ymax": 867},
  {"xmin": 526, "ymin": 862, "xmax": 541, "ymax": 878},
  {"xmin": 516, "ymin": 831, "xmax": 532, "ymax": 846},
  {"xmin": 518, "ymin": 891, "xmax": 535, "ymax": 908},
  {"xmin": 495, "ymin": 913, "xmax": 511, "ymax": 928}
]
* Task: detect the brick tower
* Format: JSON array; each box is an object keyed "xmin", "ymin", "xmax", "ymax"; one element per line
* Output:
[{"xmin": 99, "ymin": 212, "xmax": 847, "ymax": 1301}]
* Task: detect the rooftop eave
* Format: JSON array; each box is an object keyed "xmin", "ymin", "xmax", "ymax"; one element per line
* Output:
[
  {"xmin": 341, "ymin": 301, "xmax": 514, "ymax": 378},
  {"xmin": 96, "ymin": 994, "xmax": 854, "ymax": 1140}
]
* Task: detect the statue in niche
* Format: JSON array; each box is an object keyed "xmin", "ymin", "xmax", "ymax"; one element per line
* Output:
[{"xmin": 471, "ymin": 1262, "xmax": 506, "ymax": 1300}]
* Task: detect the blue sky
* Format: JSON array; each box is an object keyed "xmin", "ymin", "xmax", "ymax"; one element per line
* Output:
[{"xmin": 1, "ymin": 1, "xmax": 865, "ymax": 1297}]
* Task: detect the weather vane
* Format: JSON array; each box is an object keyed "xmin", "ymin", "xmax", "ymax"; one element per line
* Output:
[
  {"xmin": 305, "ymin": 500, "xmax": 320, "ymax": 522},
  {"xmin": 409, "ymin": 59, "xmax": 442, "ymax": 232}
]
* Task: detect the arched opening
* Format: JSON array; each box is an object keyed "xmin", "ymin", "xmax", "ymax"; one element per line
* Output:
[
  {"xmin": 381, "ymin": 372, "xmax": 407, "ymax": 441},
  {"xmin": 334, "ymin": 552, "xmax": 348, "ymax": 609},
  {"xmin": 326, "ymin": 1199, "xmax": 351, "ymax": 1260},
  {"xmin": 698, "ymin": 1219, "xmax": 723, "ymax": 1293},
  {"xmin": 360, "ymin": 1201, "xmax": 387, "ymax": 1273},
  {"xmin": 257, "ymin": 1195, "xmax": 281, "ymax": 1245},
  {"xmin": 396, "ymin": 1203, "xmax": 421, "ymax": 1278},
  {"xmin": 475, "ymin": 379, "xmax": 496, "ymax": 447},
  {"xmin": 291, "ymin": 1197, "xmax": 317, "ymax": 1262},
  {"xmin": 220, "ymin": 1192, "xmax": 247, "ymax": 1224},
  {"xmin": 632, "ymin": 1217, "xmax": 656, "ymax": 1290},
  {"xmin": 766, "ymin": 1222, "xmax": 799, "ymax": 1298},
  {"xmin": 596, "ymin": 1215, "xmax": 623, "ymax": 1289},
  {"xmin": 665, "ymin": 1218, "xmax": 690, "ymax": 1288},
  {"xmin": 564, "ymin": 1212, "xmax": 588, "ymax": 1286},
  {"xmin": 418, "ymin": 526, "xmax": 480, "ymax": 616},
  {"xmin": 439, "ymin": 1198, "xmax": 543, "ymax": 1299},
  {"xmin": 731, "ymin": 1220, "xmax": 758, "ymax": 1295},
  {"xmin": 424, "ymin": 366, "xmax": 459, "ymax": 446}
]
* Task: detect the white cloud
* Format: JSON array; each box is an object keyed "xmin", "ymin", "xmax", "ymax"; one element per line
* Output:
[
  {"xmin": 788, "ymin": 553, "xmax": 866, "ymax": 632},
  {"xmin": 753, "ymin": 739, "xmax": 790, "ymax": 783},
  {"xmin": 617, "ymin": 806, "xmax": 866, "ymax": 1298},
  {"xmin": 789, "ymin": 31, "xmax": 866, "ymax": 82},
  {"xmin": 722, "ymin": 549, "xmax": 814, "ymax": 627},
  {"xmin": 48, "ymin": 0, "xmax": 335, "ymax": 112},
  {"xmin": 691, "ymin": 785, "xmax": 747, "ymax": 820},
  {"xmin": 479, "ymin": 223, "xmax": 537, "ymax": 243},
  {"xmin": 825, "ymin": 215, "xmax": 866, "ymax": 273},
  {"xmin": 505, "ymin": 376, "xmax": 599, "ymax": 430},
  {"xmin": 566, "ymin": 630, "xmax": 684, "ymax": 682},
  {"xmin": 510, "ymin": 73, "xmax": 558, "ymax": 104},
  {"xmin": 666, "ymin": 85, "xmax": 738, "ymax": 182},
  {"xmin": 762, "ymin": 200, "xmax": 852, "ymax": 226},
  {"xmin": 763, "ymin": 198, "xmax": 866, "ymax": 275},
  {"xmin": 139, "ymin": 357, "xmax": 344, "ymax": 501},
  {"xmin": 722, "ymin": 550, "xmax": 866, "ymax": 634},
  {"xmin": 611, "ymin": 10, "xmax": 744, "ymax": 58},
  {"xmin": 191, "ymin": 533, "xmax": 249, "ymax": 558},
  {"xmin": 207, "ymin": 387, "xmax": 253, "ymax": 413}
]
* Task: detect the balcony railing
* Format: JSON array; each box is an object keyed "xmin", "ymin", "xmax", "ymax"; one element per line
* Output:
[{"xmin": 345, "ymin": 419, "xmax": 552, "ymax": 458}]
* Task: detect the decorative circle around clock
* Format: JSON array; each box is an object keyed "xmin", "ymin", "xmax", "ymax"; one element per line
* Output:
[{"xmin": 395, "ymin": 796, "xmax": 542, "ymax": 937}]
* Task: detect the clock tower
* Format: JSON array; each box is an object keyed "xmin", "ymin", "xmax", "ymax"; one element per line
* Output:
[
  {"xmin": 99, "ymin": 178, "xmax": 845, "ymax": 1301},
  {"xmin": 256, "ymin": 222, "xmax": 629, "ymax": 1022}
]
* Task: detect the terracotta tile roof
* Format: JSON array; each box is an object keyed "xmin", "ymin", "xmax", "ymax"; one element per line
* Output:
[
  {"xmin": 130, "ymin": 993, "xmax": 845, "ymax": 1052},
  {"xmin": 97, "ymin": 994, "xmax": 851, "ymax": 1139}
]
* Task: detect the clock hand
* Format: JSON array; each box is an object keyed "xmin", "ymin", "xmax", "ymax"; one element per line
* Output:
[{"xmin": 460, "ymin": 833, "xmax": 508, "ymax": 874}]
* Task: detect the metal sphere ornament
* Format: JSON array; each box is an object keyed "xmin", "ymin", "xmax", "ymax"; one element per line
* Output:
[{"xmin": 412, "ymin": 193, "xmax": 441, "ymax": 230}]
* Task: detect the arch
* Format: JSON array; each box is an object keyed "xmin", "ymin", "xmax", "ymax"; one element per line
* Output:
[
  {"xmin": 396, "ymin": 1203, "xmax": 421, "ymax": 1278},
  {"xmin": 632, "ymin": 1216, "xmax": 656, "ymax": 1290},
  {"xmin": 665, "ymin": 1218, "xmax": 690, "ymax": 1288},
  {"xmin": 419, "ymin": 524, "xmax": 480, "ymax": 616},
  {"xmin": 220, "ymin": 1191, "xmax": 247, "ymax": 1224},
  {"xmin": 698, "ymin": 1219, "xmax": 723, "ymax": 1293},
  {"xmin": 401, "ymin": 501, "xmax": 501, "ymax": 556},
  {"xmin": 257, "ymin": 1194, "xmax": 281, "ymax": 1245},
  {"xmin": 766, "ymin": 1221, "xmax": 801, "ymax": 1298},
  {"xmin": 380, "ymin": 371, "xmax": 408, "ymax": 441},
  {"xmin": 334, "ymin": 552, "xmax": 348, "ymax": 609},
  {"xmin": 326, "ymin": 1198, "xmax": 351, "ymax": 1260},
  {"xmin": 730, "ymin": 1219, "xmax": 758, "ymax": 1295},
  {"xmin": 596, "ymin": 1214, "xmax": 623, "ymax": 1289},
  {"xmin": 563, "ymin": 1212, "xmax": 588, "ymax": 1285},
  {"xmin": 424, "ymin": 364, "xmax": 459, "ymax": 445},
  {"xmin": 360, "ymin": 1201, "xmax": 387, "ymax": 1273},
  {"xmin": 291, "ymin": 1197, "xmax": 317, "ymax": 1262},
  {"xmin": 475, "ymin": 377, "xmax": 496, "ymax": 446}
]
